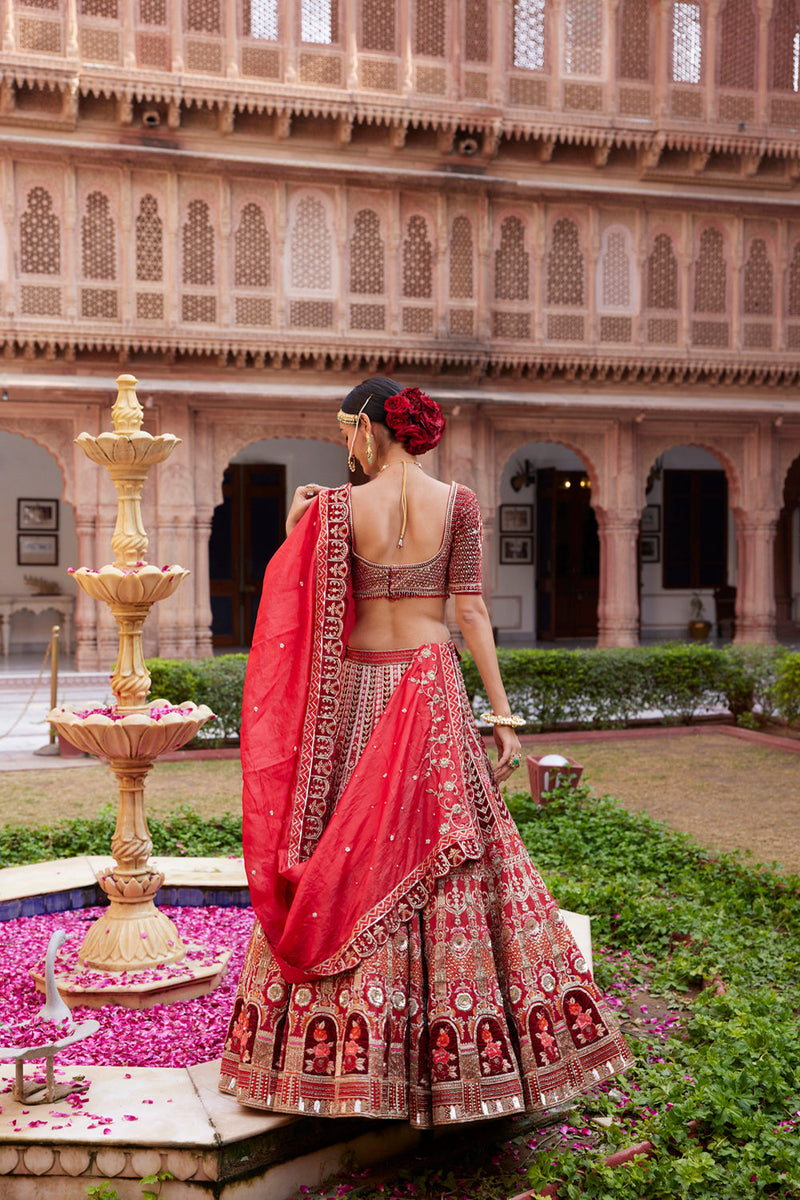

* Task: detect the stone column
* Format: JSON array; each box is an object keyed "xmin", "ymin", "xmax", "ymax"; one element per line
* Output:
[
  {"xmin": 194, "ymin": 505, "xmax": 215, "ymax": 657},
  {"xmin": 73, "ymin": 515, "xmax": 98, "ymax": 670},
  {"xmin": 596, "ymin": 509, "xmax": 640, "ymax": 647},
  {"xmin": 735, "ymin": 511, "xmax": 779, "ymax": 644}
]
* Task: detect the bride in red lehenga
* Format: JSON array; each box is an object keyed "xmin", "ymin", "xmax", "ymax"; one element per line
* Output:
[{"xmin": 219, "ymin": 377, "xmax": 632, "ymax": 1127}]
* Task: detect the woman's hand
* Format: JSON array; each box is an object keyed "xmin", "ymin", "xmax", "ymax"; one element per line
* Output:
[
  {"xmin": 286, "ymin": 484, "xmax": 324, "ymax": 535},
  {"xmin": 492, "ymin": 724, "xmax": 523, "ymax": 785}
]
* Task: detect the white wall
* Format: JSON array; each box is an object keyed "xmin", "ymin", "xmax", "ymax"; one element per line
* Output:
[
  {"xmin": 0, "ymin": 431, "xmax": 79, "ymax": 651},
  {"xmin": 231, "ymin": 436, "xmax": 346, "ymax": 494}
]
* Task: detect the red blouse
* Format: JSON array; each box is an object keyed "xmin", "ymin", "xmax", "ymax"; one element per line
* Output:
[{"xmin": 350, "ymin": 482, "xmax": 483, "ymax": 601}]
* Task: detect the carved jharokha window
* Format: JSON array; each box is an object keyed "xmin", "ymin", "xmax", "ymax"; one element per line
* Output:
[
  {"xmin": 349, "ymin": 207, "xmax": 386, "ymax": 332},
  {"xmin": 244, "ymin": 0, "xmax": 278, "ymax": 40},
  {"xmin": 562, "ymin": 0, "xmax": 603, "ymax": 77},
  {"xmin": 717, "ymin": 0, "xmax": 756, "ymax": 90},
  {"xmin": 671, "ymin": 2, "xmax": 702, "ymax": 83},
  {"xmin": 646, "ymin": 231, "xmax": 679, "ymax": 346},
  {"xmin": 233, "ymin": 201, "xmax": 272, "ymax": 328},
  {"xmin": 19, "ymin": 185, "xmax": 62, "ymax": 318},
  {"xmin": 770, "ymin": 0, "xmax": 800, "ymax": 91},
  {"xmin": 300, "ymin": 0, "xmax": 337, "ymax": 44},
  {"xmin": 513, "ymin": 0, "xmax": 546, "ymax": 71},
  {"xmin": 287, "ymin": 191, "xmax": 335, "ymax": 329},
  {"xmin": 616, "ymin": 0, "xmax": 650, "ymax": 81}
]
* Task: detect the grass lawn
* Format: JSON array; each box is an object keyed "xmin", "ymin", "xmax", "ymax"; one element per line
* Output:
[{"xmin": 1, "ymin": 730, "xmax": 797, "ymax": 871}]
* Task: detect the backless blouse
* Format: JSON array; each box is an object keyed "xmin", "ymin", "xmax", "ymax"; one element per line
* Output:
[{"xmin": 350, "ymin": 482, "xmax": 483, "ymax": 601}]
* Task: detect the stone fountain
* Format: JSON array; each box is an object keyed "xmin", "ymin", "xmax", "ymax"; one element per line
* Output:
[{"xmin": 38, "ymin": 374, "xmax": 227, "ymax": 1009}]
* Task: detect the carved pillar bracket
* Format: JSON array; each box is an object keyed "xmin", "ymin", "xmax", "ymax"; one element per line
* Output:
[{"xmin": 596, "ymin": 508, "xmax": 641, "ymax": 648}]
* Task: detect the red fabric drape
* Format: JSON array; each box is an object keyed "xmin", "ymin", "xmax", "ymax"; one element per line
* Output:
[{"xmin": 241, "ymin": 486, "xmax": 481, "ymax": 983}]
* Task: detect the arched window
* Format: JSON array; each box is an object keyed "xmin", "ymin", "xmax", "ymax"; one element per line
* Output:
[
  {"xmin": 743, "ymin": 238, "xmax": 773, "ymax": 315},
  {"xmin": 350, "ymin": 209, "xmax": 385, "ymax": 295},
  {"xmin": 494, "ymin": 216, "xmax": 528, "ymax": 301},
  {"xmin": 647, "ymin": 233, "xmax": 678, "ymax": 310},
  {"xmin": 547, "ymin": 217, "xmax": 584, "ymax": 306},
  {"xmin": 788, "ymin": 242, "xmax": 800, "ymax": 315},
  {"xmin": 616, "ymin": 0, "xmax": 650, "ymax": 81},
  {"xmin": 598, "ymin": 226, "xmax": 634, "ymax": 311},
  {"xmin": 135, "ymin": 195, "xmax": 163, "ymax": 283},
  {"xmin": 82, "ymin": 192, "xmax": 116, "ymax": 281},
  {"xmin": 182, "ymin": 199, "xmax": 215, "ymax": 287},
  {"xmin": 414, "ymin": 0, "xmax": 445, "ymax": 56},
  {"xmin": 402, "ymin": 214, "xmax": 433, "ymax": 299},
  {"xmin": 450, "ymin": 216, "xmax": 474, "ymax": 300},
  {"xmin": 244, "ymin": 0, "xmax": 278, "ymax": 39},
  {"xmin": 360, "ymin": 0, "xmax": 394, "ymax": 52},
  {"xmin": 234, "ymin": 203, "xmax": 271, "ymax": 288},
  {"xmin": 289, "ymin": 194, "xmax": 333, "ymax": 291},
  {"xmin": 513, "ymin": 0, "xmax": 545, "ymax": 70},
  {"xmin": 672, "ymin": 2, "xmax": 702, "ymax": 83},
  {"xmin": 693, "ymin": 228, "xmax": 726, "ymax": 314},
  {"xmin": 301, "ymin": 0, "xmax": 338, "ymax": 43},
  {"xmin": 718, "ymin": 0, "xmax": 756, "ymax": 89},
  {"xmin": 20, "ymin": 187, "xmax": 60, "ymax": 275},
  {"xmin": 563, "ymin": 0, "xmax": 602, "ymax": 76},
  {"xmin": 769, "ymin": 0, "xmax": 800, "ymax": 91}
]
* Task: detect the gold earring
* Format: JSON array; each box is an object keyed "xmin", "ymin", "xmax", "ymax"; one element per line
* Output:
[{"xmin": 365, "ymin": 434, "xmax": 374, "ymax": 464}]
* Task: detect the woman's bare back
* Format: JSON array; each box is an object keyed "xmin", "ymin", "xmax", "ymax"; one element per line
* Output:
[{"xmin": 348, "ymin": 469, "xmax": 454, "ymax": 650}]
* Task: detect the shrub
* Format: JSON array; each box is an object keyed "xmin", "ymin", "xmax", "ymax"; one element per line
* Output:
[
  {"xmin": 145, "ymin": 655, "xmax": 247, "ymax": 745},
  {"xmin": 774, "ymin": 651, "xmax": 800, "ymax": 725}
]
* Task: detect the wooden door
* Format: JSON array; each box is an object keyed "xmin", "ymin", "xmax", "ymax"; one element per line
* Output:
[
  {"xmin": 536, "ymin": 469, "xmax": 599, "ymax": 640},
  {"xmin": 209, "ymin": 463, "xmax": 286, "ymax": 648}
]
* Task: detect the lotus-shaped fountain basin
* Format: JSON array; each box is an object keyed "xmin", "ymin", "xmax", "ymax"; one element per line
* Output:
[
  {"xmin": 47, "ymin": 700, "xmax": 215, "ymax": 761},
  {"xmin": 68, "ymin": 563, "xmax": 188, "ymax": 605},
  {"xmin": 75, "ymin": 430, "xmax": 179, "ymax": 469}
]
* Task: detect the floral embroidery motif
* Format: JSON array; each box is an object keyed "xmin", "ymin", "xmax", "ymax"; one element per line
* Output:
[
  {"xmin": 529, "ymin": 1004, "xmax": 561, "ymax": 1066},
  {"xmin": 342, "ymin": 1015, "xmax": 369, "ymax": 1075},
  {"xmin": 477, "ymin": 1018, "xmax": 513, "ymax": 1076},
  {"xmin": 430, "ymin": 1021, "xmax": 460, "ymax": 1081},
  {"xmin": 563, "ymin": 990, "xmax": 607, "ymax": 1047},
  {"xmin": 303, "ymin": 1017, "xmax": 336, "ymax": 1075}
]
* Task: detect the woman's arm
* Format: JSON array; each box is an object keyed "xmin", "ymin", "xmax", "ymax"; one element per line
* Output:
[{"xmin": 454, "ymin": 593, "xmax": 522, "ymax": 784}]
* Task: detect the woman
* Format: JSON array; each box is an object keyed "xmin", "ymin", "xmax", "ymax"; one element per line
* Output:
[{"xmin": 219, "ymin": 378, "xmax": 631, "ymax": 1126}]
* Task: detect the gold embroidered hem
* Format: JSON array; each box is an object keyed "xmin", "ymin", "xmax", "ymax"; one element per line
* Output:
[{"xmin": 220, "ymin": 646, "xmax": 632, "ymax": 1127}]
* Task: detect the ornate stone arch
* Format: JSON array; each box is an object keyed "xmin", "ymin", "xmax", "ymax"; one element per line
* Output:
[
  {"xmin": 0, "ymin": 416, "xmax": 76, "ymax": 504},
  {"xmin": 636, "ymin": 434, "xmax": 744, "ymax": 521},
  {"xmin": 493, "ymin": 430, "xmax": 602, "ymax": 511},
  {"xmin": 211, "ymin": 417, "xmax": 342, "ymax": 508}
]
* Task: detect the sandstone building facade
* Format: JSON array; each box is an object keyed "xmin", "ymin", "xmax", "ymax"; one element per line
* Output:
[{"xmin": 0, "ymin": 0, "xmax": 798, "ymax": 666}]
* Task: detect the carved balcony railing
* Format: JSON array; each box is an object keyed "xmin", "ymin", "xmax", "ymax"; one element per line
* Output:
[{"xmin": 2, "ymin": 0, "xmax": 800, "ymax": 157}]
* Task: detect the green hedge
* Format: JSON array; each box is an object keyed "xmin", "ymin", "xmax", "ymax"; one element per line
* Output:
[
  {"xmin": 460, "ymin": 643, "xmax": 795, "ymax": 731},
  {"xmin": 147, "ymin": 644, "xmax": 800, "ymax": 741},
  {"xmin": 146, "ymin": 654, "xmax": 247, "ymax": 744}
]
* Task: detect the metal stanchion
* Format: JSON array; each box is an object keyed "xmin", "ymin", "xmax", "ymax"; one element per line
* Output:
[{"xmin": 49, "ymin": 625, "xmax": 60, "ymax": 745}]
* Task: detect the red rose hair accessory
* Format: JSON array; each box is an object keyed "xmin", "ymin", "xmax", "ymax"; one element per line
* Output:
[{"xmin": 383, "ymin": 387, "xmax": 445, "ymax": 456}]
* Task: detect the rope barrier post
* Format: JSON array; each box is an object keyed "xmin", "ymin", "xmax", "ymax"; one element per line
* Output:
[{"xmin": 49, "ymin": 625, "xmax": 60, "ymax": 745}]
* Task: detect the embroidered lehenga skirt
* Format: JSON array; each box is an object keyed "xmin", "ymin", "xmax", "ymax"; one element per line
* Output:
[{"xmin": 219, "ymin": 644, "xmax": 631, "ymax": 1126}]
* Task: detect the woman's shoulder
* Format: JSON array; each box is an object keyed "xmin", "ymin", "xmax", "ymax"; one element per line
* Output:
[{"xmin": 451, "ymin": 481, "xmax": 481, "ymax": 512}]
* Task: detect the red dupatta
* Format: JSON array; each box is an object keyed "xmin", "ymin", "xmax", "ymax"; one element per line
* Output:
[{"xmin": 242, "ymin": 485, "xmax": 482, "ymax": 983}]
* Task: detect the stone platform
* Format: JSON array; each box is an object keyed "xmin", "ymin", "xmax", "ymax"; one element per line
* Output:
[{"xmin": 0, "ymin": 854, "xmax": 420, "ymax": 1199}]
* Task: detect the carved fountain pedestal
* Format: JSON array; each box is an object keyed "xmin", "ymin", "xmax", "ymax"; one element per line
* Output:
[{"xmin": 34, "ymin": 375, "xmax": 228, "ymax": 1009}]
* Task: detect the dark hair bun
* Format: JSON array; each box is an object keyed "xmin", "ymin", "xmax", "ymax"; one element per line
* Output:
[{"xmin": 383, "ymin": 387, "xmax": 445, "ymax": 455}]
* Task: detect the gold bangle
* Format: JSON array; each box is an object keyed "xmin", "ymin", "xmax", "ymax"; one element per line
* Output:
[{"xmin": 480, "ymin": 711, "xmax": 525, "ymax": 728}]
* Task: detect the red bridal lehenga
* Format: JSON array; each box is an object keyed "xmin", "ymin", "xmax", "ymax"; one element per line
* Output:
[{"xmin": 219, "ymin": 485, "xmax": 632, "ymax": 1126}]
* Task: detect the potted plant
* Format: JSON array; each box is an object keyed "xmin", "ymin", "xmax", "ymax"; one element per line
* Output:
[{"xmin": 688, "ymin": 592, "xmax": 712, "ymax": 640}]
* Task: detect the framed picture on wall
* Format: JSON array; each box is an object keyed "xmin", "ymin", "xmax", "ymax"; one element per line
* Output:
[
  {"xmin": 641, "ymin": 504, "xmax": 660, "ymax": 533},
  {"xmin": 640, "ymin": 535, "xmax": 660, "ymax": 564},
  {"xmin": 18, "ymin": 498, "xmax": 59, "ymax": 532},
  {"xmin": 499, "ymin": 504, "xmax": 533, "ymax": 533},
  {"xmin": 500, "ymin": 535, "xmax": 533, "ymax": 565},
  {"xmin": 17, "ymin": 534, "xmax": 58, "ymax": 566}
]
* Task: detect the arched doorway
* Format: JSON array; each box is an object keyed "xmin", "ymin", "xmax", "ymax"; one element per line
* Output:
[
  {"xmin": 209, "ymin": 436, "xmax": 346, "ymax": 648},
  {"xmin": 498, "ymin": 442, "xmax": 598, "ymax": 644},
  {"xmin": 776, "ymin": 456, "xmax": 800, "ymax": 638},
  {"xmin": 639, "ymin": 445, "xmax": 733, "ymax": 640},
  {"xmin": 0, "ymin": 430, "xmax": 77, "ymax": 662}
]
